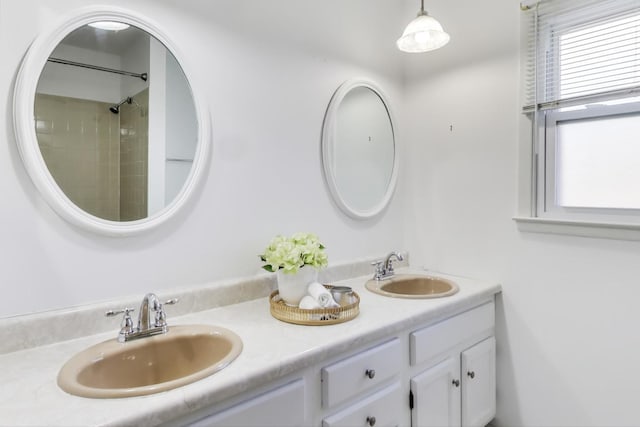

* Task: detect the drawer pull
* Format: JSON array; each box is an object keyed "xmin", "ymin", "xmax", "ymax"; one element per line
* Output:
[
  {"xmin": 366, "ymin": 416, "xmax": 377, "ymax": 426},
  {"xmin": 467, "ymin": 371, "xmax": 475, "ymax": 379},
  {"xmin": 365, "ymin": 369, "xmax": 376, "ymax": 379},
  {"xmin": 452, "ymin": 379, "xmax": 460, "ymax": 387}
]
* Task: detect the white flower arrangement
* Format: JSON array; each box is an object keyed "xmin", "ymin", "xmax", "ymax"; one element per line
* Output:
[{"xmin": 260, "ymin": 232, "xmax": 328, "ymax": 274}]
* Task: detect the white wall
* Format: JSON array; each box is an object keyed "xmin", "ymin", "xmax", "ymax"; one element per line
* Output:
[
  {"xmin": 120, "ymin": 30, "xmax": 149, "ymax": 99},
  {"xmin": 402, "ymin": 0, "xmax": 640, "ymax": 426},
  {"xmin": 0, "ymin": 0, "xmax": 407, "ymax": 317}
]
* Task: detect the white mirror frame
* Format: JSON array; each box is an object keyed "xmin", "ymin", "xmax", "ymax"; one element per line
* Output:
[
  {"xmin": 321, "ymin": 78, "xmax": 399, "ymax": 220},
  {"xmin": 13, "ymin": 6, "xmax": 211, "ymax": 237}
]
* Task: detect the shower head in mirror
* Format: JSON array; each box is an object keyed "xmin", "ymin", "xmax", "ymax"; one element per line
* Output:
[{"xmin": 109, "ymin": 96, "xmax": 140, "ymax": 114}]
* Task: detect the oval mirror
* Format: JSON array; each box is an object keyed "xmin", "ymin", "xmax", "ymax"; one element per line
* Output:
[
  {"xmin": 13, "ymin": 7, "xmax": 211, "ymax": 236},
  {"xmin": 321, "ymin": 79, "xmax": 398, "ymax": 219}
]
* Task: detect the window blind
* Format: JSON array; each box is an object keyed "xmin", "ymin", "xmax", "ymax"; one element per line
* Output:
[{"xmin": 522, "ymin": 0, "xmax": 640, "ymax": 112}]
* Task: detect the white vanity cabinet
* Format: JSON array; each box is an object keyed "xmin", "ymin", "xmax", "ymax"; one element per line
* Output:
[
  {"xmin": 409, "ymin": 302, "xmax": 496, "ymax": 427},
  {"xmin": 173, "ymin": 299, "xmax": 497, "ymax": 427}
]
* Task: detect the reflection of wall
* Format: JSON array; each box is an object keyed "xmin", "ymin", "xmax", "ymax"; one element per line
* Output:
[
  {"xmin": 34, "ymin": 94, "xmax": 120, "ymax": 220},
  {"xmin": 119, "ymin": 89, "xmax": 149, "ymax": 221},
  {"xmin": 148, "ymin": 40, "xmax": 198, "ymax": 210},
  {"xmin": 147, "ymin": 38, "xmax": 167, "ymax": 214},
  {"xmin": 120, "ymin": 33, "xmax": 150, "ymax": 102},
  {"xmin": 36, "ymin": 44, "xmax": 122, "ymax": 104},
  {"xmin": 334, "ymin": 87, "xmax": 394, "ymax": 212},
  {"xmin": 165, "ymin": 49, "xmax": 197, "ymax": 203}
]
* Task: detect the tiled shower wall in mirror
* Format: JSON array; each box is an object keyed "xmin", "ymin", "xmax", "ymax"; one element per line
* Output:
[{"xmin": 34, "ymin": 91, "xmax": 149, "ymax": 221}]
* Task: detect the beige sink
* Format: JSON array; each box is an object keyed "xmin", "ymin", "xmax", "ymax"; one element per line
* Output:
[
  {"xmin": 366, "ymin": 274, "xmax": 459, "ymax": 299},
  {"xmin": 57, "ymin": 324, "xmax": 242, "ymax": 398}
]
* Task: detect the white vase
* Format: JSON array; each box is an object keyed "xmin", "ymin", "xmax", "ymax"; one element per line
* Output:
[{"xmin": 277, "ymin": 266, "xmax": 318, "ymax": 306}]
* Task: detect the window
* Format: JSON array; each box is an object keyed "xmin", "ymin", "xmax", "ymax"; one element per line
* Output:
[{"xmin": 522, "ymin": 0, "xmax": 640, "ymax": 225}]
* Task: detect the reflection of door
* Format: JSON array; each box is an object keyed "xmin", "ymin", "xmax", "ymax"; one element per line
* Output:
[{"xmin": 35, "ymin": 93, "xmax": 121, "ymax": 221}]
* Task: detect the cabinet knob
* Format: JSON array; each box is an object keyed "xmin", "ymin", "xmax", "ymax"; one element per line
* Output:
[
  {"xmin": 452, "ymin": 379, "xmax": 460, "ymax": 387},
  {"xmin": 365, "ymin": 369, "xmax": 376, "ymax": 379},
  {"xmin": 366, "ymin": 416, "xmax": 376, "ymax": 426},
  {"xmin": 467, "ymin": 371, "xmax": 475, "ymax": 379}
]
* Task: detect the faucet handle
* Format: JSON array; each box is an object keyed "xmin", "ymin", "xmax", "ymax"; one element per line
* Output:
[
  {"xmin": 105, "ymin": 307, "xmax": 135, "ymax": 317},
  {"xmin": 154, "ymin": 298, "xmax": 179, "ymax": 328},
  {"xmin": 386, "ymin": 257, "xmax": 400, "ymax": 275},
  {"xmin": 371, "ymin": 260, "xmax": 385, "ymax": 280},
  {"xmin": 105, "ymin": 308, "xmax": 135, "ymax": 337}
]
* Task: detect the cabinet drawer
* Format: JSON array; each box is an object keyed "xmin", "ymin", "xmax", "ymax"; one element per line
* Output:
[
  {"xmin": 321, "ymin": 338, "xmax": 401, "ymax": 409},
  {"xmin": 322, "ymin": 382, "xmax": 402, "ymax": 427},
  {"xmin": 189, "ymin": 379, "xmax": 305, "ymax": 427},
  {"xmin": 410, "ymin": 301, "xmax": 494, "ymax": 366}
]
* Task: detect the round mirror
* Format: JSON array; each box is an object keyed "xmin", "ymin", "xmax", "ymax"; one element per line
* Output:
[
  {"xmin": 321, "ymin": 79, "xmax": 398, "ymax": 219},
  {"xmin": 13, "ymin": 7, "xmax": 210, "ymax": 236}
]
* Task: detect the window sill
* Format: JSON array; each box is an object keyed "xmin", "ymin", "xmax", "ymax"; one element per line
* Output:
[{"xmin": 513, "ymin": 216, "xmax": 640, "ymax": 241}]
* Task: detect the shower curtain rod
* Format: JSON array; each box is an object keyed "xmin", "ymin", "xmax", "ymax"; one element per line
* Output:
[{"xmin": 47, "ymin": 57, "xmax": 148, "ymax": 81}]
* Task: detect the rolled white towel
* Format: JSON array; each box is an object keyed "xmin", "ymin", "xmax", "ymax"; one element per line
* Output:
[
  {"xmin": 299, "ymin": 295, "xmax": 321, "ymax": 310},
  {"xmin": 307, "ymin": 282, "xmax": 339, "ymax": 308}
]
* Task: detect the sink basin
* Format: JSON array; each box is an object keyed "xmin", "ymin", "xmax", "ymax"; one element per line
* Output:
[
  {"xmin": 366, "ymin": 274, "xmax": 459, "ymax": 299},
  {"xmin": 57, "ymin": 324, "xmax": 242, "ymax": 398}
]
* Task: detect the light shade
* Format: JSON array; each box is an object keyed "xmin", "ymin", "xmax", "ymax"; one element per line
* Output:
[
  {"xmin": 88, "ymin": 21, "xmax": 130, "ymax": 31},
  {"xmin": 397, "ymin": 11, "xmax": 450, "ymax": 53}
]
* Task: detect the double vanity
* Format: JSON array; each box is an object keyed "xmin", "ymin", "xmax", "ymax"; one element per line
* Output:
[{"xmin": 0, "ymin": 265, "xmax": 500, "ymax": 426}]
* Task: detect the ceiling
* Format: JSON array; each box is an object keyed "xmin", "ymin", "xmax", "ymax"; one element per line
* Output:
[{"xmin": 60, "ymin": 24, "xmax": 149, "ymax": 55}]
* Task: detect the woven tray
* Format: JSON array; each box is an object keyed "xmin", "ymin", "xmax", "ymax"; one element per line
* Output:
[{"xmin": 269, "ymin": 285, "xmax": 360, "ymax": 326}]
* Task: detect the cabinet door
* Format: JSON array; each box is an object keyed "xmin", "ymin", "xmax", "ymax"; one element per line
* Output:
[
  {"xmin": 461, "ymin": 337, "xmax": 496, "ymax": 427},
  {"xmin": 189, "ymin": 379, "xmax": 305, "ymax": 427},
  {"xmin": 411, "ymin": 356, "xmax": 461, "ymax": 427}
]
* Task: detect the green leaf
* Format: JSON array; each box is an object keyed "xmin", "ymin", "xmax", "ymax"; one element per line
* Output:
[{"xmin": 262, "ymin": 265, "xmax": 276, "ymax": 273}]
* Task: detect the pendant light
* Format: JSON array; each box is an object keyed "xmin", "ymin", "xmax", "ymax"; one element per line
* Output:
[{"xmin": 397, "ymin": 0, "xmax": 450, "ymax": 53}]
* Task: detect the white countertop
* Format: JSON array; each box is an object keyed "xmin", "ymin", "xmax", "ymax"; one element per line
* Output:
[{"xmin": 0, "ymin": 268, "xmax": 500, "ymax": 426}]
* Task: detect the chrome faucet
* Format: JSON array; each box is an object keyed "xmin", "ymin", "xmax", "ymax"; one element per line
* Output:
[
  {"xmin": 371, "ymin": 251, "xmax": 405, "ymax": 280},
  {"xmin": 106, "ymin": 293, "xmax": 178, "ymax": 343}
]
